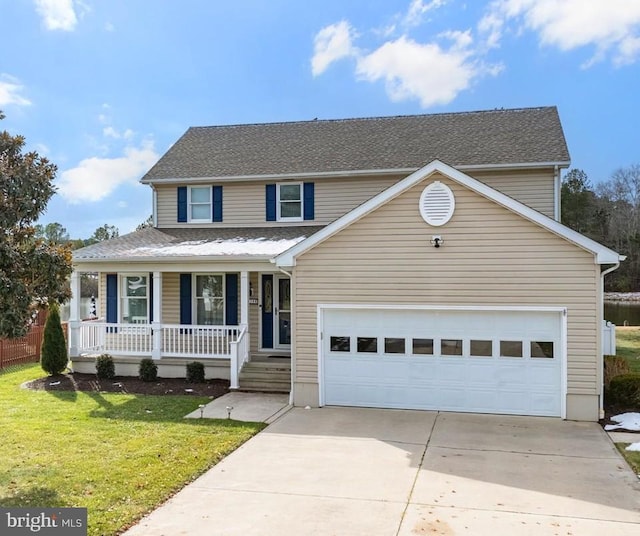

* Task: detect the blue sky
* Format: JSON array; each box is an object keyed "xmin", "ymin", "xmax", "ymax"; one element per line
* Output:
[{"xmin": 1, "ymin": 0, "xmax": 639, "ymax": 239}]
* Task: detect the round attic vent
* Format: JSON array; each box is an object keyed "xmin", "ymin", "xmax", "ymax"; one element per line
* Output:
[{"xmin": 419, "ymin": 181, "xmax": 455, "ymax": 226}]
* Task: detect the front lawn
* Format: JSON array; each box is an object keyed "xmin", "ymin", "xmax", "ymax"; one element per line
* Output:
[
  {"xmin": 0, "ymin": 364, "xmax": 264, "ymax": 536},
  {"xmin": 615, "ymin": 445, "xmax": 640, "ymax": 475},
  {"xmin": 614, "ymin": 326, "xmax": 640, "ymax": 373}
]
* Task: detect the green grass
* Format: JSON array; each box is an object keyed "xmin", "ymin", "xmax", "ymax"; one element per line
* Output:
[
  {"xmin": 615, "ymin": 327, "xmax": 640, "ymax": 373},
  {"xmin": 615, "ymin": 444, "xmax": 640, "ymax": 475},
  {"xmin": 612, "ymin": 328, "xmax": 640, "ymax": 476},
  {"xmin": 0, "ymin": 364, "xmax": 265, "ymax": 536}
]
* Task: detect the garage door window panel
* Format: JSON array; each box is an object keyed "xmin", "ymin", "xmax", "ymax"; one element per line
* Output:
[
  {"xmin": 500, "ymin": 341, "xmax": 523, "ymax": 358},
  {"xmin": 357, "ymin": 337, "xmax": 378, "ymax": 353},
  {"xmin": 441, "ymin": 339, "xmax": 463, "ymax": 356},
  {"xmin": 470, "ymin": 340, "xmax": 493, "ymax": 357},
  {"xmin": 412, "ymin": 338, "xmax": 434, "ymax": 355},
  {"xmin": 330, "ymin": 336, "xmax": 350, "ymax": 352},
  {"xmin": 384, "ymin": 338, "xmax": 406, "ymax": 354},
  {"xmin": 531, "ymin": 341, "xmax": 554, "ymax": 358}
]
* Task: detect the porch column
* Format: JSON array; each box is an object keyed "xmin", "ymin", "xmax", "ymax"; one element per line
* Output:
[
  {"xmin": 151, "ymin": 271, "xmax": 162, "ymax": 360},
  {"xmin": 240, "ymin": 271, "xmax": 249, "ymax": 326},
  {"xmin": 68, "ymin": 270, "xmax": 81, "ymax": 357}
]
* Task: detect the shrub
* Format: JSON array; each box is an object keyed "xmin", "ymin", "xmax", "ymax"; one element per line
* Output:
[
  {"xmin": 139, "ymin": 358, "xmax": 158, "ymax": 382},
  {"xmin": 40, "ymin": 303, "xmax": 68, "ymax": 375},
  {"xmin": 95, "ymin": 354, "xmax": 115, "ymax": 379},
  {"xmin": 186, "ymin": 361, "xmax": 205, "ymax": 383},
  {"xmin": 607, "ymin": 373, "xmax": 640, "ymax": 408},
  {"xmin": 604, "ymin": 355, "xmax": 630, "ymax": 388}
]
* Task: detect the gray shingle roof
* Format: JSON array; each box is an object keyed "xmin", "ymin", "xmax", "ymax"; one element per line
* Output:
[
  {"xmin": 73, "ymin": 226, "xmax": 324, "ymax": 261},
  {"xmin": 141, "ymin": 107, "xmax": 570, "ymax": 182}
]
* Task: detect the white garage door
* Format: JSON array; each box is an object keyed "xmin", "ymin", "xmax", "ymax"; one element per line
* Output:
[{"xmin": 321, "ymin": 307, "xmax": 564, "ymax": 417}]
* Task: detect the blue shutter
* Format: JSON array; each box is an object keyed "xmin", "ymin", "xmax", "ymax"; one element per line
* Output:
[
  {"xmin": 177, "ymin": 187, "xmax": 187, "ymax": 222},
  {"xmin": 266, "ymin": 184, "xmax": 276, "ymax": 221},
  {"xmin": 148, "ymin": 273, "xmax": 154, "ymax": 323},
  {"xmin": 106, "ymin": 274, "xmax": 117, "ymax": 323},
  {"xmin": 212, "ymin": 185, "xmax": 223, "ymax": 222},
  {"xmin": 225, "ymin": 274, "xmax": 238, "ymax": 326},
  {"xmin": 179, "ymin": 274, "xmax": 192, "ymax": 325},
  {"xmin": 303, "ymin": 182, "xmax": 315, "ymax": 220}
]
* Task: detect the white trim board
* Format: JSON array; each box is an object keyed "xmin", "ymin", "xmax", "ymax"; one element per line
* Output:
[{"xmin": 274, "ymin": 160, "xmax": 622, "ymax": 267}]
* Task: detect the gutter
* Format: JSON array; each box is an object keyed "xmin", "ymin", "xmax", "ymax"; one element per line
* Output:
[
  {"xmin": 599, "ymin": 260, "xmax": 623, "ymax": 418},
  {"xmin": 140, "ymin": 161, "xmax": 572, "ymax": 185},
  {"xmin": 73, "ymin": 254, "xmax": 276, "ymax": 264}
]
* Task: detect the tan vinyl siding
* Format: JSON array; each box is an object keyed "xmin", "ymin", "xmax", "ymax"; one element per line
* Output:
[
  {"xmin": 162, "ymin": 272, "xmax": 180, "ymax": 324},
  {"xmin": 470, "ymin": 168, "xmax": 555, "ymax": 218},
  {"xmin": 293, "ymin": 173, "xmax": 599, "ymax": 395},
  {"xmin": 155, "ymin": 176, "xmax": 403, "ymax": 228},
  {"xmin": 155, "ymin": 169, "xmax": 556, "ymax": 228}
]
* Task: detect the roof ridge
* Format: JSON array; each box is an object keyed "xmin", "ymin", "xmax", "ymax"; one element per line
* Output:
[{"xmin": 186, "ymin": 106, "xmax": 558, "ymax": 131}]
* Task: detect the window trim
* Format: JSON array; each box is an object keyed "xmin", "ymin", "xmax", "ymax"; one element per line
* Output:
[
  {"xmin": 192, "ymin": 273, "xmax": 226, "ymax": 326},
  {"xmin": 276, "ymin": 182, "xmax": 304, "ymax": 222},
  {"xmin": 188, "ymin": 186, "xmax": 212, "ymax": 223},
  {"xmin": 119, "ymin": 273, "xmax": 149, "ymax": 324}
]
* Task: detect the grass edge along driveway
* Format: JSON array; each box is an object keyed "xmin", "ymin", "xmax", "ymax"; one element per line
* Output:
[{"xmin": 0, "ymin": 364, "xmax": 264, "ymax": 536}]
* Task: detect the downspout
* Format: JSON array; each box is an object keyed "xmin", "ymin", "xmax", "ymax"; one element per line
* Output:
[
  {"xmin": 554, "ymin": 165, "xmax": 561, "ymax": 222},
  {"xmin": 599, "ymin": 261, "xmax": 621, "ymax": 418}
]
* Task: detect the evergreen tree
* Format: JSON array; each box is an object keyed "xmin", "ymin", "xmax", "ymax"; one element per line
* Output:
[{"xmin": 40, "ymin": 303, "xmax": 68, "ymax": 375}]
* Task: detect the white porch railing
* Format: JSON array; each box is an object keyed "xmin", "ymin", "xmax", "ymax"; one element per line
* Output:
[
  {"xmin": 79, "ymin": 321, "xmax": 152, "ymax": 356},
  {"xmin": 77, "ymin": 322, "xmax": 246, "ymax": 360},
  {"xmin": 602, "ymin": 320, "xmax": 616, "ymax": 356},
  {"xmin": 230, "ymin": 326, "xmax": 249, "ymax": 389},
  {"xmin": 161, "ymin": 324, "xmax": 239, "ymax": 358}
]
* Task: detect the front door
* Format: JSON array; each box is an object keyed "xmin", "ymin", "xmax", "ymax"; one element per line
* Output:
[{"xmin": 261, "ymin": 274, "xmax": 291, "ymax": 349}]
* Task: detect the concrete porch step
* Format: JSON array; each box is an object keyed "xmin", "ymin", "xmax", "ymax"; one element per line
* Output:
[{"xmin": 239, "ymin": 358, "xmax": 291, "ymax": 392}]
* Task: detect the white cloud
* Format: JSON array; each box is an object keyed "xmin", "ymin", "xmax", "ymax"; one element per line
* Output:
[
  {"xmin": 117, "ymin": 201, "xmax": 128, "ymax": 208},
  {"xmin": 34, "ymin": 0, "xmax": 78, "ymax": 31},
  {"xmin": 404, "ymin": 0, "xmax": 448, "ymax": 28},
  {"xmin": 311, "ymin": 21, "xmax": 357, "ymax": 76},
  {"xmin": 34, "ymin": 143, "xmax": 50, "ymax": 155},
  {"xmin": 481, "ymin": 0, "xmax": 640, "ymax": 66},
  {"xmin": 102, "ymin": 126, "xmax": 135, "ymax": 140},
  {"xmin": 356, "ymin": 33, "xmax": 498, "ymax": 108},
  {"xmin": 57, "ymin": 141, "xmax": 159, "ymax": 203},
  {"xmin": 0, "ymin": 74, "xmax": 31, "ymax": 107},
  {"xmin": 105, "ymin": 21, "xmax": 115, "ymax": 32},
  {"xmin": 102, "ymin": 126, "xmax": 119, "ymax": 138}
]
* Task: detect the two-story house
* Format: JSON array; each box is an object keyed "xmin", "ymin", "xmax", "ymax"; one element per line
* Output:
[{"xmin": 69, "ymin": 106, "xmax": 622, "ymax": 421}]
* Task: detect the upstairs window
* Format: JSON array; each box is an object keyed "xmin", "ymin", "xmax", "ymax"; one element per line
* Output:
[
  {"xmin": 178, "ymin": 186, "xmax": 222, "ymax": 223},
  {"xmin": 189, "ymin": 187, "xmax": 212, "ymax": 222},
  {"xmin": 266, "ymin": 182, "xmax": 314, "ymax": 222},
  {"xmin": 277, "ymin": 183, "xmax": 303, "ymax": 221}
]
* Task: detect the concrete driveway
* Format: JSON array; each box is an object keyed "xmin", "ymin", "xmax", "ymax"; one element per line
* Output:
[{"xmin": 124, "ymin": 408, "xmax": 640, "ymax": 536}]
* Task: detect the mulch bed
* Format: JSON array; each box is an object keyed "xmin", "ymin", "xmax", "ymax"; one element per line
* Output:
[{"xmin": 23, "ymin": 372, "xmax": 229, "ymax": 398}]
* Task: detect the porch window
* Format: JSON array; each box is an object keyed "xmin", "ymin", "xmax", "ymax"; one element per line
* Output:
[
  {"xmin": 195, "ymin": 274, "xmax": 224, "ymax": 325},
  {"xmin": 277, "ymin": 183, "xmax": 302, "ymax": 221},
  {"xmin": 121, "ymin": 275, "xmax": 148, "ymax": 324},
  {"xmin": 189, "ymin": 187, "xmax": 212, "ymax": 222}
]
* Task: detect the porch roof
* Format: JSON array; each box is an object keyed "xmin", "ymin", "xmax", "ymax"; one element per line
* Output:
[{"xmin": 73, "ymin": 226, "xmax": 324, "ymax": 262}]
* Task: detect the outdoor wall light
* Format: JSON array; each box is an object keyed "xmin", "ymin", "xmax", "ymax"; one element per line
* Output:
[{"xmin": 431, "ymin": 236, "xmax": 444, "ymax": 248}]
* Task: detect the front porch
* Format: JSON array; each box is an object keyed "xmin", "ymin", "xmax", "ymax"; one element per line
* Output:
[{"xmin": 67, "ymin": 268, "xmax": 292, "ymax": 391}]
